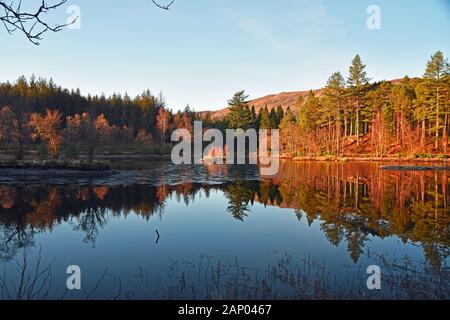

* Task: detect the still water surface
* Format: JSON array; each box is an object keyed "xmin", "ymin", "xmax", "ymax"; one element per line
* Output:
[{"xmin": 0, "ymin": 161, "xmax": 448, "ymax": 299}]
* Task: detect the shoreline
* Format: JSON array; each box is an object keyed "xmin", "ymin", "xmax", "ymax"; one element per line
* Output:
[
  {"xmin": 281, "ymin": 156, "xmax": 450, "ymax": 163},
  {"xmin": 0, "ymin": 160, "xmax": 112, "ymax": 171}
]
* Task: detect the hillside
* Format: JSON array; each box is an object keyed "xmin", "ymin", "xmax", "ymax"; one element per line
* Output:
[
  {"xmin": 200, "ymin": 79, "xmax": 403, "ymax": 119},
  {"xmin": 201, "ymin": 89, "xmax": 322, "ymax": 119}
]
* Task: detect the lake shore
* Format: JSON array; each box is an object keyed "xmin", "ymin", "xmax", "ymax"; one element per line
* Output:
[
  {"xmin": 0, "ymin": 160, "xmax": 112, "ymax": 171},
  {"xmin": 282, "ymin": 155, "xmax": 450, "ymax": 163}
]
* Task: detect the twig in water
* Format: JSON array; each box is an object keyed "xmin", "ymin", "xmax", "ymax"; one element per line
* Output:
[{"xmin": 155, "ymin": 229, "xmax": 160, "ymax": 244}]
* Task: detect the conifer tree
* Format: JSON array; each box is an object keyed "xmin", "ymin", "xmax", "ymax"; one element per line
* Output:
[
  {"xmin": 269, "ymin": 108, "xmax": 278, "ymax": 129},
  {"xmin": 279, "ymin": 108, "xmax": 297, "ymax": 154},
  {"xmin": 259, "ymin": 106, "xmax": 271, "ymax": 130},
  {"xmin": 423, "ymin": 51, "xmax": 449, "ymax": 150},
  {"xmin": 322, "ymin": 72, "xmax": 346, "ymax": 155},
  {"xmin": 347, "ymin": 55, "xmax": 370, "ymax": 145},
  {"xmin": 226, "ymin": 90, "xmax": 255, "ymax": 130}
]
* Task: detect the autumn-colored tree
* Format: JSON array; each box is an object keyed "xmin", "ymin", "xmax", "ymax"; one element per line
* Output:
[
  {"xmin": 29, "ymin": 109, "xmax": 63, "ymax": 160},
  {"xmin": 156, "ymin": 107, "xmax": 170, "ymax": 144},
  {"xmin": 391, "ymin": 77, "xmax": 416, "ymax": 146},
  {"xmin": 136, "ymin": 129, "xmax": 153, "ymax": 145},
  {"xmin": 79, "ymin": 113, "xmax": 110, "ymax": 162},
  {"xmin": 371, "ymin": 112, "xmax": 388, "ymax": 157}
]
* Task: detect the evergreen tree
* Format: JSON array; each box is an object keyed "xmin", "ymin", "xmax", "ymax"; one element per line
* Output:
[
  {"xmin": 226, "ymin": 90, "xmax": 255, "ymax": 130},
  {"xmin": 321, "ymin": 72, "xmax": 346, "ymax": 155},
  {"xmin": 279, "ymin": 108, "xmax": 297, "ymax": 154},
  {"xmin": 415, "ymin": 80, "xmax": 434, "ymax": 150},
  {"xmin": 391, "ymin": 77, "xmax": 416, "ymax": 146},
  {"xmin": 269, "ymin": 108, "xmax": 278, "ymax": 129},
  {"xmin": 347, "ymin": 55, "xmax": 370, "ymax": 145},
  {"xmin": 259, "ymin": 106, "xmax": 271, "ymax": 130},
  {"xmin": 251, "ymin": 106, "xmax": 258, "ymax": 130},
  {"xmin": 275, "ymin": 106, "xmax": 284, "ymax": 127},
  {"xmin": 297, "ymin": 91, "xmax": 319, "ymax": 134},
  {"xmin": 423, "ymin": 51, "xmax": 450, "ymax": 150}
]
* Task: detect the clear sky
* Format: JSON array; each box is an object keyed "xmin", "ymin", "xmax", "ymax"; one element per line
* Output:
[{"xmin": 1, "ymin": 0, "xmax": 449, "ymax": 111}]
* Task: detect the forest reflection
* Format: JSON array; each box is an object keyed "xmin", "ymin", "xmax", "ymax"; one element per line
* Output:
[{"xmin": 0, "ymin": 161, "xmax": 448, "ymax": 268}]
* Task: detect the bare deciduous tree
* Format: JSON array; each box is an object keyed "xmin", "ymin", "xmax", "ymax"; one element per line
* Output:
[
  {"xmin": 0, "ymin": 0, "xmax": 76, "ymax": 45},
  {"xmin": 0, "ymin": 106, "xmax": 31, "ymax": 160},
  {"xmin": 79, "ymin": 113, "xmax": 110, "ymax": 162}
]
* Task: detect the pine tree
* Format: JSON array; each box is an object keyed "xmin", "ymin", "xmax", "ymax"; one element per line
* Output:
[
  {"xmin": 414, "ymin": 81, "xmax": 434, "ymax": 150},
  {"xmin": 391, "ymin": 77, "xmax": 416, "ymax": 146},
  {"xmin": 269, "ymin": 108, "xmax": 278, "ymax": 129},
  {"xmin": 251, "ymin": 106, "xmax": 258, "ymax": 130},
  {"xmin": 226, "ymin": 90, "xmax": 255, "ymax": 130},
  {"xmin": 423, "ymin": 51, "xmax": 449, "ymax": 150},
  {"xmin": 279, "ymin": 108, "xmax": 297, "ymax": 154},
  {"xmin": 259, "ymin": 106, "xmax": 271, "ymax": 130},
  {"xmin": 297, "ymin": 91, "xmax": 319, "ymax": 134},
  {"xmin": 347, "ymin": 55, "xmax": 370, "ymax": 145},
  {"xmin": 275, "ymin": 106, "xmax": 284, "ymax": 127},
  {"xmin": 322, "ymin": 72, "xmax": 346, "ymax": 155}
]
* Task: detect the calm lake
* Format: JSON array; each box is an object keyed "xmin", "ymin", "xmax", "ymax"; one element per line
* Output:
[{"xmin": 0, "ymin": 161, "xmax": 448, "ymax": 299}]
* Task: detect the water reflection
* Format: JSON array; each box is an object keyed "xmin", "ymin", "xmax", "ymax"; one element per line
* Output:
[
  {"xmin": 262, "ymin": 161, "xmax": 449, "ymax": 267},
  {"xmin": 0, "ymin": 161, "xmax": 448, "ymax": 269}
]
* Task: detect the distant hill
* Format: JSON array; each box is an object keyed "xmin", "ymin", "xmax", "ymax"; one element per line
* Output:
[{"xmin": 198, "ymin": 79, "xmax": 403, "ymax": 119}]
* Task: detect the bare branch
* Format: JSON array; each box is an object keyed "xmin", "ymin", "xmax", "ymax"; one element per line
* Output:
[
  {"xmin": 152, "ymin": 0, "xmax": 174, "ymax": 10},
  {"xmin": 0, "ymin": 0, "xmax": 76, "ymax": 45}
]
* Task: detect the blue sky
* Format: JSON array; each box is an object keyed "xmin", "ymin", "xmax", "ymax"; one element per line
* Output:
[{"xmin": 1, "ymin": 0, "xmax": 449, "ymax": 111}]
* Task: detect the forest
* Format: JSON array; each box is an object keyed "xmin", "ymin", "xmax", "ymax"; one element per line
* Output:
[
  {"xmin": 223, "ymin": 51, "xmax": 450, "ymax": 159},
  {"xmin": 0, "ymin": 51, "xmax": 449, "ymax": 161}
]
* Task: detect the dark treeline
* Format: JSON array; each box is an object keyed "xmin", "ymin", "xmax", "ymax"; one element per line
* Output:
[
  {"xmin": 0, "ymin": 75, "xmax": 196, "ymax": 160},
  {"xmin": 0, "ymin": 76, "xmax": 163, "ymax": 134}
]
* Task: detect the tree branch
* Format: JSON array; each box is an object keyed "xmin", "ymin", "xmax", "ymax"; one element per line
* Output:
[
  {"xmin": 152, "ymin": 0, "xmax": 174, "ymax": 10},
  {"xmin": 0, "ymin": 0, "xmax": 76, "ymax": 45}
]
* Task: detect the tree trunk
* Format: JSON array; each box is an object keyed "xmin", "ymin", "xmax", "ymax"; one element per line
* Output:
[
  {"xmin": 421, "ymin": 118, "xmax": 426, "ymax": 151},
  {"xmin": 336, "ymin": 108, "xmax": 341, "ymax": 156},
  {"xmin": 344, "ymin": 108, "xmax": 348, "ymax": 138},
  {"xmin": 16, "ymin": 139, "xmax": 24, "ymax": 161},
  {"xmin": 15, "ymin": 117, "xmax": 25, "ymax": 161},
  {"xmin": 435, "ymin": 86, "xmax": 440, "ymax": 151},
  {"xmin": 356, "ymin": 101, "xmax": 360, "ymax": 146},
  {"xmin": 88, "ymin": 148, "xmax": 94, "ymax": 163},
  {"xmin": 443, "ymin": 113, "xmax": 448, "ymax": 154}
]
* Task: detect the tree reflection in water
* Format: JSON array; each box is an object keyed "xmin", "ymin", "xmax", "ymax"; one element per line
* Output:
[{"xmin": 0, "ymin": 161, "xmax": 448, "ymax": 268}]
